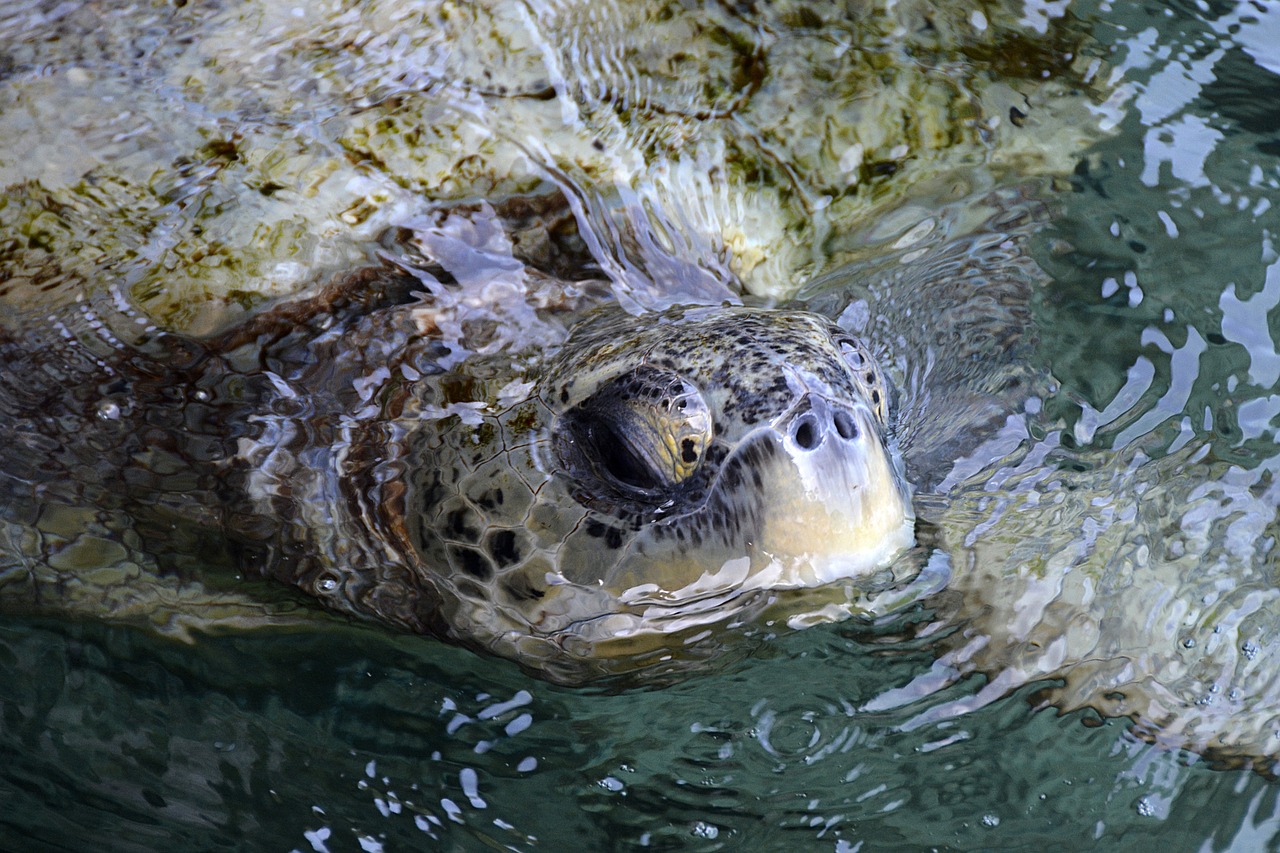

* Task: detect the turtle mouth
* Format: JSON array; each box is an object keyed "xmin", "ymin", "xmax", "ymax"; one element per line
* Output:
[
  {"xmin": 538, "ymin": 398, "xmax": 916, "ymax": 655},
  {"xmin": 754, "ymin": 396, "xmax": 915, "ymax": 586},
  {"xmin": 595, "ymin": 395, "xmax": 916, "ymax": 603}
]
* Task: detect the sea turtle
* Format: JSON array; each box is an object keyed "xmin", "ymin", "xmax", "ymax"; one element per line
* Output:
[
  {"xmin": 9, "ymin": 182, "xmax": 1280, "ymax": 768},
  {"xmin": 0, "ymin": 188, "xmax": 1036, "ymax": 687},
  {"xmin": 0, "ymin": 0, "xmax": 1118, "ymax": 699}
]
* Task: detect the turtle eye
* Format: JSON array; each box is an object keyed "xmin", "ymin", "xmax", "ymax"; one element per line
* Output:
[
  {"xmin": 584, "ymin": 418, "xmax": 664, "ymax": 491},
  {"xmin": 555, "ymin": 367, "xmax": 712, "ymax": 496}
]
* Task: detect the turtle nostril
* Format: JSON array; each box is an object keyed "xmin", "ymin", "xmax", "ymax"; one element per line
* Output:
[
  {"xmin": 833, "ymin": 409, "xmax": 859, "ymax": 441},
  {"xmin": 793, "ymin": 416, "xmax": 821, "ymax": 451}
]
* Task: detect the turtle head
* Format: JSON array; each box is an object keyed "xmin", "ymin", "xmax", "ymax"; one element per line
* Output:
[
  {"xmin": 535, "ymin": 305, "xmax": 915, "ymax": 638},
  {"xmin": 398, "ymin": 304, "xmax": 915, "ymax": 678}
]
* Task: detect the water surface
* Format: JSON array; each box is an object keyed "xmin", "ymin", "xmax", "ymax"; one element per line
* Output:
[{"xmin": 3, "ymin": 0, "xmax": 1280, "ymax": 850}]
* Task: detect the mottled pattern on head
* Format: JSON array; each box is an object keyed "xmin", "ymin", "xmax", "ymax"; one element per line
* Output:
[
  {"xmin": 393, "ymin": 305, "xmax": 908, "ymax": 671},
  {"xmin": 546, "ymin": 305, "xmax": 889, "ymax": 431}
]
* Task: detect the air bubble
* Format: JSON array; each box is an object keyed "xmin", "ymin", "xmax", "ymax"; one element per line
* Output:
[{"xmin": 96, "ymin": 401, "xmax": 121, "ymax": 421}]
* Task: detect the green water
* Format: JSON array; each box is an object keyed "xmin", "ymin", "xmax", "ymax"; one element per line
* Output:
[{"xmin": 4, "ymin": 0, "xmax": 1280, "ymax": 850}]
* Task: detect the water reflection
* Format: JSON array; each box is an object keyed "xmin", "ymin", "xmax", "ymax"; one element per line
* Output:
[{"xmin": 4, "ymin": 0, "xmax": 1280, "ymax": 850}]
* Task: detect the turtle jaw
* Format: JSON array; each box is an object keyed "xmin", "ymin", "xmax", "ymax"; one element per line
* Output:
[
  {"xmin": 483, "ymin": 398, "xmax": 915, "ymax": 674},
  {"xmin": 599, "ymin": 398, "xmax": 915, "ymax": 606},
  {"xmin": 753, "ymin": 398, "xmax": 915, "ymax": 587}
]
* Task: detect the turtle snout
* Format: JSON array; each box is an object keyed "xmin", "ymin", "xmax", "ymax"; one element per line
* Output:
[
  {"xmin": 785, "ymin": 395, "xmax": 870, "ymax": 453},
  {"xmin": 752, "ymin": 391, "xmax": 913, "ymax": 588}
]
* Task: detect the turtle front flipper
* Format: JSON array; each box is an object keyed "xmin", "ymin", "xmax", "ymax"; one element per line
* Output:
[
  {"xmin": 0, "ymin": 258, "xmax": 444, "ymax": 633},
  {"xmin": 0, "ymin": 193, "xmax": 613, "ymax": 646},
  {"xmin": 0, "ymin": 282, "xmax": 317, "ymax": 635}
]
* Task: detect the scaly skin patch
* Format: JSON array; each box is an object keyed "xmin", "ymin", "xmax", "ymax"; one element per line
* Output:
[{"xmin": 365, "ymin": 305, "xmax": 915, "ymax": 679}]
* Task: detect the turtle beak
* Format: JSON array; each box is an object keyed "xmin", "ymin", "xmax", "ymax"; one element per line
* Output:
[
  {"xmin": 753, "ymin": 394, "xmax": 915, "ymax": 586},
  {"xmin": 605, "ymin": 394, "xmax": 915, "ymax": 602}
]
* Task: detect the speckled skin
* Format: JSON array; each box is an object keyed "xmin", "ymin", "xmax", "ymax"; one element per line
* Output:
[
  {"xmin": 219, "ymin": 296, "xmax": 914, "ymax": 681},
  {"xmin": 0, "ymin": 191, "xmax": 1036, "ymax": 683}
]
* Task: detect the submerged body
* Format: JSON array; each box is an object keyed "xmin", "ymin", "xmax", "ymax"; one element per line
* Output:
[
  {"xmin": 0, "ymin": 251, "xmax": 937, "ymax": 682},
  {"xmin": 7, "ymin": 193, "xmax": 1280, "ymax": 767}
]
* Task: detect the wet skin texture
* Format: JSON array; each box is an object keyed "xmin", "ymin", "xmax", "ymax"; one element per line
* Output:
[{"xmin": 0, "ymin": 261, "xmax": 936, "ymax": 682}]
